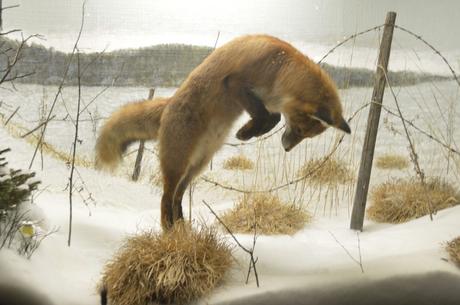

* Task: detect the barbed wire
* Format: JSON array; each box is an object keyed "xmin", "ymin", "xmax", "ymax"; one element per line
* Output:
[
  {"xmin": 394, "ymin": 25, "xmax": 460, "ymax": 88},
  {"xmin": 224, "ymin": 124, "xmax": 285, "ymax": 147},
  {"xmin": 201, "ymin": 102, "xmax": 370, "ymax": 194},
  {"xmin": 223, "ymin": 24, "xmax": 385, "ymax": 148},
  {"xmin": 317, "ymin": 24, "xmax": 384, "ymax": 64},
  {"xmin": 202, "ymin": 23, "xmax": 460, "ymax": 194},
  {"xmin": 2, "ymin": 23, "xmax": 458, "ymax": 195},
  {"xmin": 381, "ymin": 105, "xmax": 459, "ymax": 156}
]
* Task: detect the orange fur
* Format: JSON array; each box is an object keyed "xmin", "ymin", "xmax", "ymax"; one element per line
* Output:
[
  {"xmin": 95, "ymin": 98, "xmax": 168, "ymax": 170},
  {"xmin": 95, "ymin": 35, "xmax": 349, "ymax": 230}
]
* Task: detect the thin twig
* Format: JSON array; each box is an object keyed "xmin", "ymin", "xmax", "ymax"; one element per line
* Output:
[
  {"xmin": 380, "ymin": 66, "xmax": 433, "ymax": 220},
  {"xmin": 213, "ymin": 31, "xmax": 220, "ymax": 49},
  {"xmin": 381, "ymin": 105, "xmax": 459, "ymax": 156},
  {"xmin": 20, "ymin": 115, "xmax": 56, "ymax": 138},
  {"xmin": 0, "ymin": 4, "xmax": 20, "ymax": 11},
  {"xmin": 356, "ymin": 232, "xmax": 363, "ymax": 273},
  {"xmin": 202, "ymin": 200, "xmax": 260, "ymax": 287},
  {"xmin": 0, "ymin": 29, "xmax": 20, "ymax": 36},
  {"xmin": 77, "ymin": 62, "xmax": 125, "ymax": 116},
  {"xmin": 380, "ymin": 67, "xmax": 425, "ymax": 182},
  {"xmin": 68, "ymin": 49, "xmax": 82, "ymax": 247},
  {"xmin": 4, "ymin": 105, "xmax": 19, "ymax": 125},
  {"xmin": 29, "ymin": 2, "xmax": 86, "ymax": 169},
  {"xmin": 0, "ymin": 34, "xmax": 38, "ymax": 84},
  {"xmin": 329, "ymin": 231, "xmax": 364, "ymax": 273},
  {"xmin": 246, "ymin": 204, "xmax": 259, "ymax": 285}
]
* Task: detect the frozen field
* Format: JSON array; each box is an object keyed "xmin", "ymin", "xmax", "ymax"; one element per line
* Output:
[
  {"xmin": 1, "ymin": 80, "xmax": 459, "ymax": 187},
  {"xmin": 0, "ymin": 79, "xmax": 459, "ymax": 305}
]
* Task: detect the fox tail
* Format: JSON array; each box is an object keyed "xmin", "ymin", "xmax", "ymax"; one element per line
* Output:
[{"xmin": 95, "ymin": 97, "xmax": 168, "ymax": 170}]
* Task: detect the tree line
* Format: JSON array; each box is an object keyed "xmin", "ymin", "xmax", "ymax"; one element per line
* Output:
[{"xmin": 0, "ymin": 36, "xmax": 447, "ymax": 88}]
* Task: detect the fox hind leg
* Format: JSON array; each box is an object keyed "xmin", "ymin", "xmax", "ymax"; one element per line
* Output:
[
  {"xmin": 160, "ymin": 147, "xmax": 193, "ymax": 230},
  {"xmin": 160, "ymin": 170, "xmax": 181, "ymax": 230}
]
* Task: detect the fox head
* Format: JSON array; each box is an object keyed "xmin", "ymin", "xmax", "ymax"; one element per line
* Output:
[{"xmin": 281, "ymin": 96, "xmax": 350, "ymax": 152}]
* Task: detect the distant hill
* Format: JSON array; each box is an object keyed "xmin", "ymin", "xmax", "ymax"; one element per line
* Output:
[{"xmin": 0, "ymin": 36, "xmax": 447, "ymax": 88}]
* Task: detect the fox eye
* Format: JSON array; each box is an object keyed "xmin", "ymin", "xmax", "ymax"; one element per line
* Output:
[{"xmin": 313, "ymin": 106, "xmax": 333, "ymax": 126}]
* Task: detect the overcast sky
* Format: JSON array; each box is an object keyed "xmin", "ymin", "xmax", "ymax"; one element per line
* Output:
[{"xmin": 3, "ymin": 0, "xmax": 460, "ymax": 52}]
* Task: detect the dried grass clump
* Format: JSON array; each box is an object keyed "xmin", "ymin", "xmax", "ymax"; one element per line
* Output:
[
  {"xmin": 368, "ymin": 178, "xmax": 460, "ymax": 223},
  {"xmin": 298, "ymin": 157, "xmax": 353, "ymax": 185},
  {"xmin": 446, "ymin": 236, "xmax": 460, "ymax": 267},
  {"xmin": 220, "ymin": 194, "xmax": 311, "ymax": 235},
  {"xmin": 100, "ymin": 224, "xmax": 232, "ymax": 305},
  {"xmin": 1, "ymin": 118, "xmax": 93, "ymax": 167},
  {"xmin": 376, "ymin": 153, "xmax": 409, "ymax": 170},
  {"xmin": 223, "ymin": 155, "xmax": 254, "ymax": 170}
]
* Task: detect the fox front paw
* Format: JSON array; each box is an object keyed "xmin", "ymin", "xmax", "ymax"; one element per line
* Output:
[
  {"xmin": 258, "ymin": 113, "xmax": 281, "ymax": 135},
  {"xmin": 236, "ymin": 120, "xmax": 257, "ymax": 141}
]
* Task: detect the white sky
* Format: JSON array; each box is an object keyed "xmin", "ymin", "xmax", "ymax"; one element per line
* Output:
[{"xmin": 3, "ymin": 0, "xmax": 460, "ymax": 51}]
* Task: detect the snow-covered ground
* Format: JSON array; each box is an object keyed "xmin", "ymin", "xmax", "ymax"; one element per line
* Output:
[{"xmin": 0, "ymin": 80, "xmax": 459, "ymax": 305}]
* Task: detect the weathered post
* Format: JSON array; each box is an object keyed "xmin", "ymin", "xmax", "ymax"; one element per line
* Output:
[
  {"xmin": 0, "ymin": 0, "xmax": 3, "ymax": 30},
  {"xmin": 350, "ymin": 12, "xmax": 397, "ymax": 231},
  {"xmin": 132, "ymin": 88, "xmax": 155, "ymax": 181}
]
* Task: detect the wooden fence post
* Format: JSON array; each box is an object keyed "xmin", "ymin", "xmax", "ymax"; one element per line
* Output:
[
  {"xmin": 132, "ymin": 88, "xmax": 155, "ymax": 181},
  {"xmin": 0, "ymin": 0, "xmax": 3, "ymax": 30},
  {"xmin": 350, "ymin": 12, "xmax": 397, "ymax": 231}
]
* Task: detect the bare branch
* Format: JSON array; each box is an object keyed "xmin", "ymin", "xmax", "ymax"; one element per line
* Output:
[
  {"xmin": 29, "ymin": 2, "xmax": 86, "ymax": 169},
  {"xmin": 4, "ymin": 105, "xmax": 19, "ymax": 125},
  {"xmin": 329, "ymin": 231, "xmax": 364, "ymax": 273},
  {"xmin": 68, "ymin": 49, "xmax": 83, "ymax": 247},
  {"xmin": 202, "ymin": 200, "xmax": 260, "ymax": 287},
  {"xmin": 77, "ymin": 62, "xmax": 125, "ymax": 116},
  {"xmin": 380, "ymin": 66, "xmax": 434, "ymax": 220},
  {"xmin": 1, "ymin": 4, "xmax": 20, "ymax": 11},
  {"xmin": 380, "ymin": 66, "xmax": 426, "ymax": 182},
  {"xmin": 0, "ymin": 29, "xmax": 20, "ymax": 36},
  {"xmin": 21, "ymin": 115, "xmax": 56, "ymax": 138},
  {"xmin": 213, "ymin": 31, "xmax": 220, "ymax": 49},
  {"xmin": 381, "ymin": 105, "xmax": 459, "ymax": 156},
  {"xmin": 2, "ymin": 71, "xmax": 35, "ymax": 82}
]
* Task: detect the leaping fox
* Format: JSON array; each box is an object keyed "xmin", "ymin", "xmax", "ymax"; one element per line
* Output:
[{"xmin": 95, "ymin": 34, "xmax": 350, "ymax": 230}]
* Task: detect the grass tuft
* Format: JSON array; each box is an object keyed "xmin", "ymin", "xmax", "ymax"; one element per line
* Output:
[
  {"xmin": 376, "ymin": 153, "xmax": 409, "ymax": 170},
  {"xmin": 446, "ymin": 236, "xmax": 460, "ymax": 268},
  {"xmin": 298, "ymin": 157, "xmax": 353, "ymax": 185},
  {"xmin": 223, "ymin": 155, "xmax": 254, "ymax": 170},
  {"xmin": 100, "ymin": 224, "xmax": 232, "ymax": 305},
  {"xmin": 220, "ymin": 194, "xmax": 311, "ymax": 235},
  {"xmin": 367, "ymin": 177, "xmax": 459, "ymax": 223}
]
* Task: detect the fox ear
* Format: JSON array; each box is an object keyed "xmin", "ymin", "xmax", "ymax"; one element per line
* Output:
[{"xmin": 310, "ymin": 106, "xmax": 333, "ymax": 126}]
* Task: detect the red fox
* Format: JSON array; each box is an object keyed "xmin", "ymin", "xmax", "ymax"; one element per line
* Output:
[{"xmin": 96, "ymin": 34, "xmax": 350, "ymax": 230}]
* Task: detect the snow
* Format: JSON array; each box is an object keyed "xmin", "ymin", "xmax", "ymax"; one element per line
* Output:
[
  {"xmin": 25, "ymin": 177, "xmax": 41, "ymax": 186},
  {"xmin": 0, "ymin": 175, "xmax": 11, "ymax": 183},
  {"xmin": 17, "ymin": 184, "xmax": 30, "ymax": 191},
  {"xmin": 0, "ymin": 81, "xmax": 459, "ymax": 305}
]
